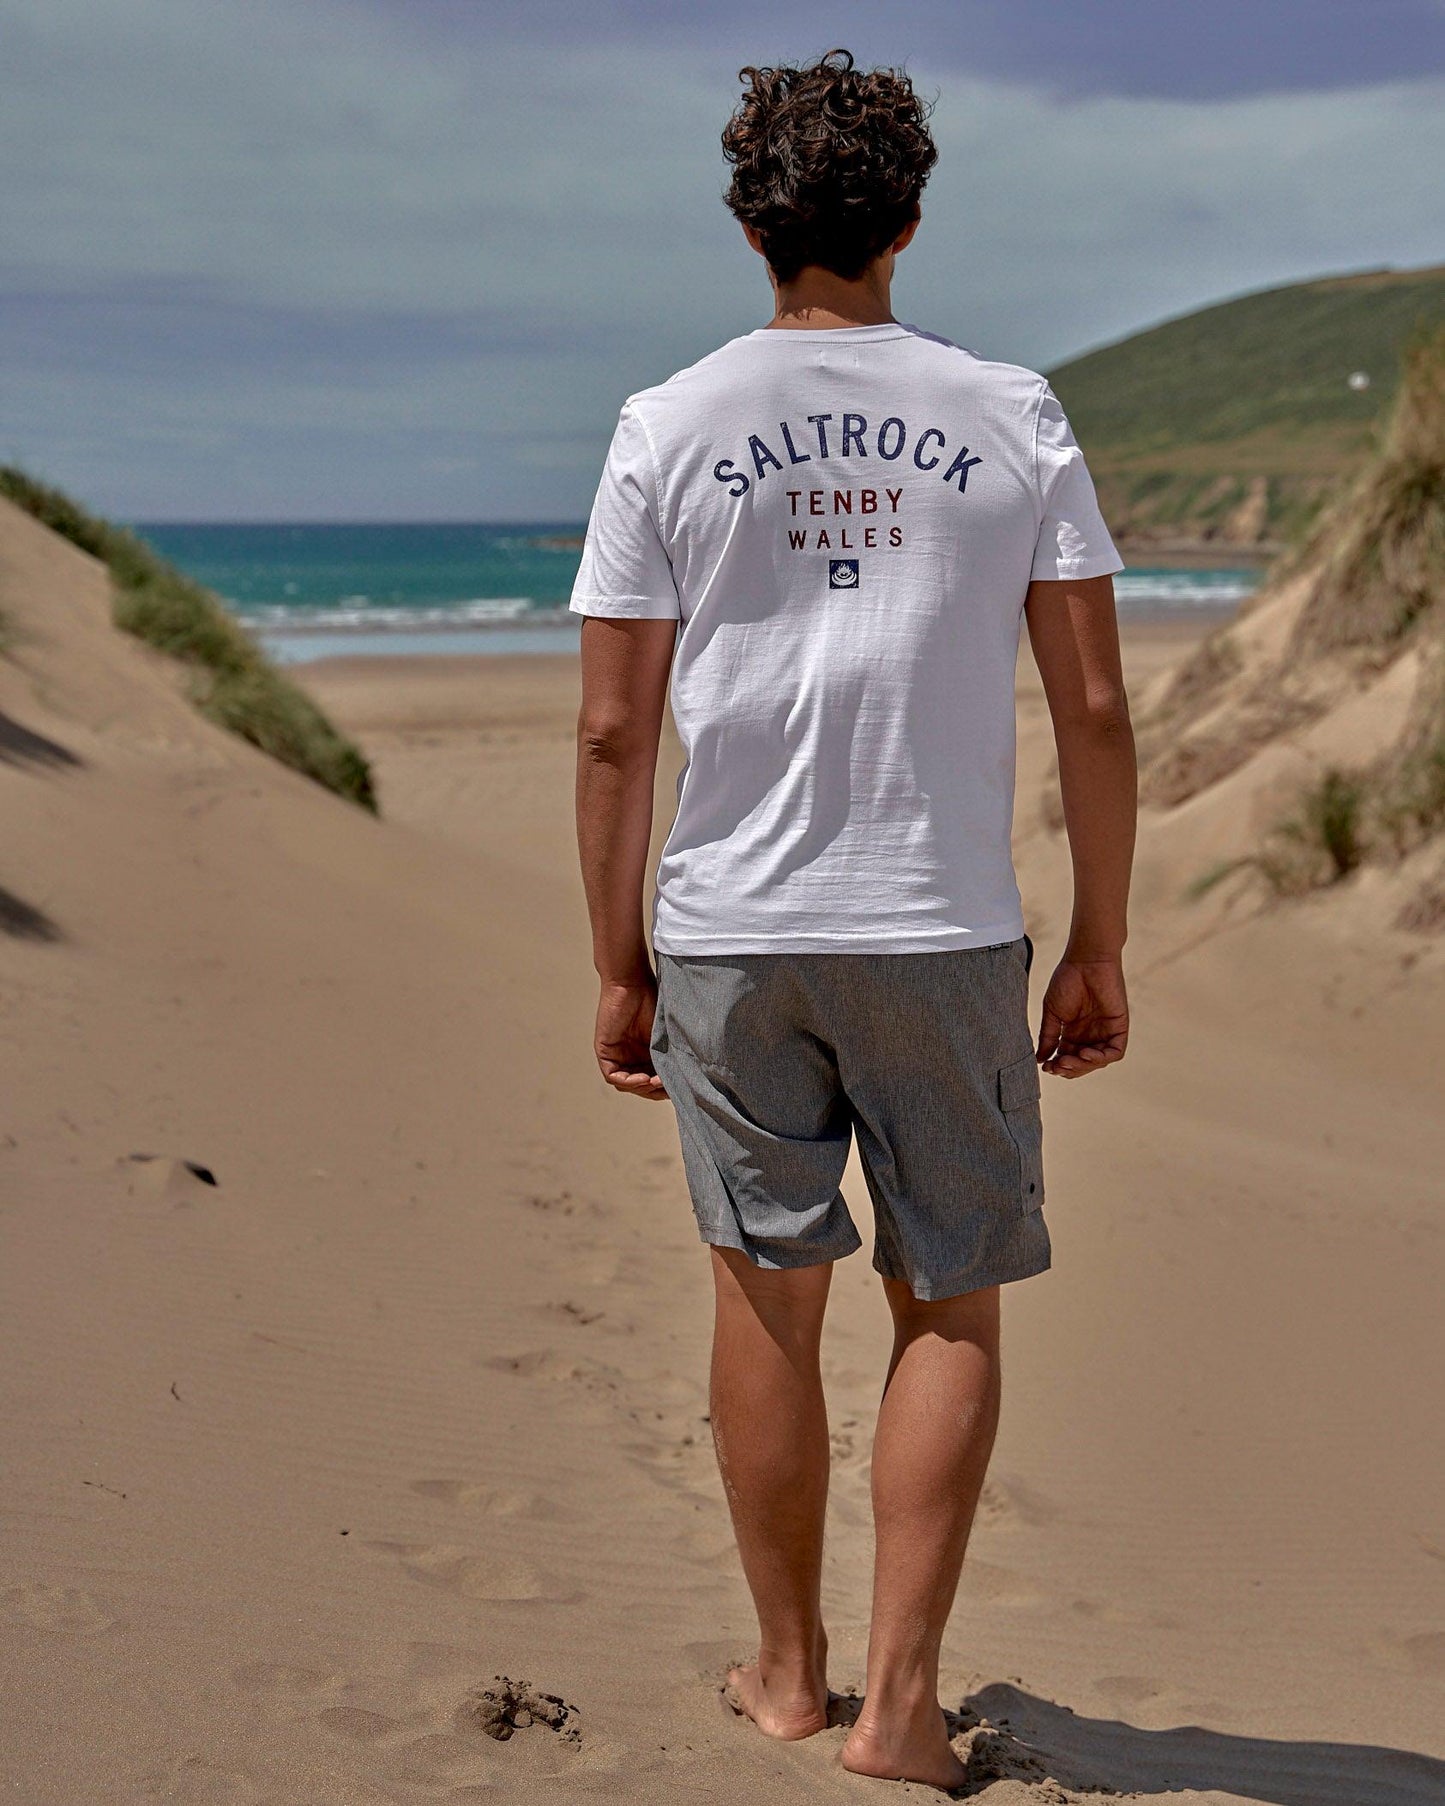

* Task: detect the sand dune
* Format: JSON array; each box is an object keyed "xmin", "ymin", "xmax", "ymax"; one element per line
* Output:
[{"xmin": 3, "ymin": 498, "xmax": 1443, "ymax": 1803}]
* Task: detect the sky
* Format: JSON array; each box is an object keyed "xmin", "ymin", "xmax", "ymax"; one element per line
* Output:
[{"xmin": 2, "ymin": 0, "xmax": 1443, "ymax": 521}]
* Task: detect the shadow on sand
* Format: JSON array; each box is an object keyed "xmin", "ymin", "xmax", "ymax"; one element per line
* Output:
[
  {"xmin": 0, "ymin": 884, "xmax": 62, "ymax": 942},
  {"xmin": 954, "ymin": 1683, "xmax": 1445, "ymax": 1804},
  {"xmin": 0, "ymin": 710, "xmax": 84, "ymax": 772}
]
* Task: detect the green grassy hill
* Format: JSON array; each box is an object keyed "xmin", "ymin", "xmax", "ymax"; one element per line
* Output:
[{"xmin": 1048, "ymin": 262, "xmax": 1445, "ymax": 551}]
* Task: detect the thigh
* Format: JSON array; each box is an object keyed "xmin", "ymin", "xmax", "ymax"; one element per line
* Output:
[
  {"xmin": 652, "ymin": 955, "xmax": 862, "ymax": 1270},
  {"xmin": 828, "ymin": 943, "xmax": 1050, "ymax": 1302}
]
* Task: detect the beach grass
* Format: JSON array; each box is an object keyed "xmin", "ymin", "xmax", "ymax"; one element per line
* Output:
[
  {"xmin": 0, "ymin": 467, "xmax": 376, "ymax": 811},
  {"xmin": 1286, "ymin": 327, "xmax": 1445, "ymax": 654},
  {"xmin": 1262, "ymin": 767, "xmax": 1367, "ymax": 893},
  {"xmin": 1176, "ymin": 328, "xmax": 1445, "ymax": 905},
  {"xmin": 1187, "ymin": 738, "xmax": 1445, "ymax": 905}
]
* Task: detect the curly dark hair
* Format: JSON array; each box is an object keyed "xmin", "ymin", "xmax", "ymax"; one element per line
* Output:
[{"xmin": 721, "ymin": 48, "xmax": 937, "ymax": 284}]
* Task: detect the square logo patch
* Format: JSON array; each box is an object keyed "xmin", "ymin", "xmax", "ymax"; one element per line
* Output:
[{"xmin": 828, "ymin": 559, "xmax": 860, "ymax": 589}]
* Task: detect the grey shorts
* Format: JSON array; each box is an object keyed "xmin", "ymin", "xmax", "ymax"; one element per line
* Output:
[{"xmin": 650, "ymin": 940, "xmax": 1050, "ymax": 1301}]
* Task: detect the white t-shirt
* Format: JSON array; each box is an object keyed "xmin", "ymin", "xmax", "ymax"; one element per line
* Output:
[{"xmin": 571, "ymin": 323, "xmax": 1122, "ymax": 955}]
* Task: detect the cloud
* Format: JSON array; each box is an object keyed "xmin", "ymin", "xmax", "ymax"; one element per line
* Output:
[
  {"xmin": 912, "ymin": 72, "xmax": 1445, "ymax": 365},
  {"xmin": 390, "ymin": 0, "xmax": 1445, "ymax": 103},
  {"xmin": 1, "ymin": 0, "xmax": 1441, "ymax": 516}
]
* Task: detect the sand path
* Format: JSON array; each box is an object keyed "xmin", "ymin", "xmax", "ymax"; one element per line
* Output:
[{"xmin": 3, "ymin": 504, "xmax": 1443, "ymax": 1803}]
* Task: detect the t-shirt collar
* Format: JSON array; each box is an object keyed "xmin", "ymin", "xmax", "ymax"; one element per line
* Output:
[{"xmin": 745, "ymin": 322, "xmax": 914, "ymax": 344}]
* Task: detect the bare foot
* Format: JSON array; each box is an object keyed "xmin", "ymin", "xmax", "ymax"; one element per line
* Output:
[
  {"xmin": 841, "ymin": 1698, "xmax": 968, "ymax": 1793},
  {"xmin": 724, "ymin": 1658, "xmax": 829, "ymax": 1741}
]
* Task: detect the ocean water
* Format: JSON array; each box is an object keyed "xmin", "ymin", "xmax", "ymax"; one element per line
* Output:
[{"xmin": 135, "ymin": 522, "xmax": 1259, "ymax": 664}]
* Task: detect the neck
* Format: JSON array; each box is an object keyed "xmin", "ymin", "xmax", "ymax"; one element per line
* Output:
[{"xmin": 766, "ymin": 259, "xmax": 895, "ymax": 330}]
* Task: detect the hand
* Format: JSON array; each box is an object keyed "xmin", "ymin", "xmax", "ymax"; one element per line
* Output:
[
  {"xmin": 1036, "ymin": 956, "xmax": 1129, "ymax": 1079},
  {"xmin": 593, "ymin": 976, "xmax": 668, "ymax": 1101}
]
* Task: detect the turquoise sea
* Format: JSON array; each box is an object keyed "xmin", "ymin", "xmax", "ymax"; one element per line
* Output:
[{"xmin": 135, "ymin": 522, "xmax": 1259, "ymax": 663}]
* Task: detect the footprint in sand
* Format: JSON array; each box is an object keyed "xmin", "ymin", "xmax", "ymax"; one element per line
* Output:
[
  {"xmin": 512, "ymin": 1189, "xmax": 601, "ymax": 1221},
  {"xmin": 957, "ymin": 1561, "xmax": 1048, "ymax": 1611},
  {"xmin": 364, "ymin": 1540, "xmax": 559, "ymax": 1602},
  {"xmin": 611, "ymin": 1373, "xmax": 709, "ymax": 1450},
  {"xmin": 231, "ymin": 1660, "xmax": 342, "ymax": 1703},
  {"xmin": 570, "ymin": 1246, "xmax": 624, "ymax": 1287},
  {"xmin": 1070, "ymin": 1595, "xmax": 1181, "ymax": 1631},
  {"xmin": 482, "ymin": 1348, "xmax": 622, "ymax": 1398},
  {"xmin": 122, "ymin": 1154, "xmax": 219, "ymax": 1208},
  {"xmin": 683, "ymin": 1637, "xmax": 755, "ymax": 1678},
  {"xmin": 618, "ymin": 1402, "xmax": 709, "ymax": 1449},
  {"xmin": 619, "ymin": 1430, "xmax": 717, "ymax": 1500},
  {"xmin": 829, "ymin": 1418, "xmax": 864, "ymax": 1462},
  {"xmin": 669, "ymin": 1523, "xmax": 745, "ymax": 1572},
  {"xmin": 382, "ymin": 1730, "xmax": 500, "ymax": 1790},
  {"xmin": 975, "ymin": 1472, "xmax": 1060, "ymax": 1530},
  {"xmin": 539, "ymin": 1298, "xmax": 606, "ymax": 1327},
  {"xmin": 829, "ymin": 1492, "xmax": 872, "ymax": 1530},
  {"xmin": 138, "ymin": 1754, "xmax": 261, "ymax": 1804},
  {"xmin": 316, "ymin": 1706, "xmax": 398, "ymax": 1743},
  {"xmin": 1373, "ymin": 1628, "xmax": 1445, "ymax": 1676},
  {"xmin": 407, "ymin": 1641, "xmax": 496, "ymax": 1681},
  {"xmin": 0, "ymin": 1583, "xmax": 115, "ymax": 1634},
  {"xmin": 641, "ymin": 1371, "xmax": 707, "ymax": 1409},
  {"xmin": 408, "ymin": 1479, "xmax": 542, "ymax": 1517}
]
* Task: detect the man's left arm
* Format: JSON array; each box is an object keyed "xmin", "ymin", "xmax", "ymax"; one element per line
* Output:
[{"xmin": 575, "ymin": 615, "xmax": 677, "ymax": 1100}]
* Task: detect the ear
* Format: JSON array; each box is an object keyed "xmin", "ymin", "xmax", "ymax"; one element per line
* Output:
[
  {"xmin": 741, "ymin": 222, "xmax": 767, "ymax": 257},
  {"xmin": 891, "ymin": 214, "xmax": 921, "ymax": 256}
]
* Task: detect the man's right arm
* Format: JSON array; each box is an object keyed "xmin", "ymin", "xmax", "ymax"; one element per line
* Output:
[
  {"xmin": 576, "ymin": 614, "xmax": 676, "ymax": 1100},
  {"xmin": 1023, "ymin": 572, "xmax": 1137, "ymax": 1079}
]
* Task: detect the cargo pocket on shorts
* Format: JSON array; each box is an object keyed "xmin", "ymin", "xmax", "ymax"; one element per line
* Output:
[{"xmin": 998, "ymin": 1053, "xmax": 1045, "ymax": 1213}]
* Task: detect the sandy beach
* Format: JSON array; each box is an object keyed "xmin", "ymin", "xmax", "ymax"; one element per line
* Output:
[{"xmin": 3, "ymin": 497, "xmax": 1443, "ymax": 1804}]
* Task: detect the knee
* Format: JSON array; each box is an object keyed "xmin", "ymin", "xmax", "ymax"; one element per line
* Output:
[
  {"xmin": 712, "ymin": 1248, "xmax": 832, "ymax": 1365},
  {"xmin": 886, "ymin": 1279, "xmax": 1000, "ymax": 1349}
]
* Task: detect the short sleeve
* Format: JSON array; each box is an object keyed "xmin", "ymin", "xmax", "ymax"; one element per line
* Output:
[
  {"xmin": 569, "ymin": 403, "xmax": 681, "ymax": 619},
  {"xmin": 1030, "ymin": 385, "xmax": 1125, "ymax": 582}
]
